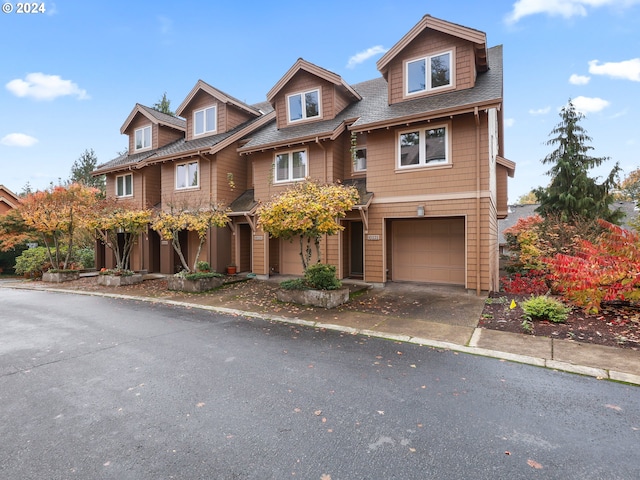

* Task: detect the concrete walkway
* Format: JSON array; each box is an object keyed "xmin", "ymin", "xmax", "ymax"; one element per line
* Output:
[{"xmin": 2, "ymin": 277, "xmax": 639, "ymax": 386}]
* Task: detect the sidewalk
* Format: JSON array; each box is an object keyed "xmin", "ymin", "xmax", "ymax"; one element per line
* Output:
[{"xmin": 3, "ymin": 275, "xmax": 639, "ymax": 386}]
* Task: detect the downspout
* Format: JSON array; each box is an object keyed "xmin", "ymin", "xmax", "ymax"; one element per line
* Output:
[
  {"xmin": 315, "ymin": 137, "xmax": 329, "ymax": 265},
  {"xmin": 474, "ymin": 107, "xmax": 481, "ymax": 295}
]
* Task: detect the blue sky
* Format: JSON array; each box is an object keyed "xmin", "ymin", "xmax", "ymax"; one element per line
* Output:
[{"xmin": 1, "ymin": 0, "xmax": 639, "ymax": 203}]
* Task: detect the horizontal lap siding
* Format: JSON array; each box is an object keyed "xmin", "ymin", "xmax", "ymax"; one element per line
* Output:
[{"xmin": 273, "ymin": 73, "xmax": 335, "ymax": 129}]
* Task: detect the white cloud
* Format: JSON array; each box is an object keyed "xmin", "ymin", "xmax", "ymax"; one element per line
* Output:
[
  {"xmin": 569, "ymin": 73, "xmax": 590, "ymax": 85},
  {"xmin": 505, "ymin": 118, "xmax": 516, "ymax": 127},
  {"xmin": 1, "ymin": 133, "xmax": 39, "ymax": 147},
  {"xmin": 529, "ymin": 106, "xmax": 551, "ymax": 115},
  {"xmin": 347, "ymin": 45, "xmax": 388, "ymax": 69},
  {"xmin": 588, "ymin": 58, "xmax": 640, "ymax": 81},
  {"xmin": 571, "ymin": 95, "xmax": 610, "ymax": 113},
  {"xmin": 505, "ymin": 0, "xmax": 640, "ymax": 24},
  {"xmin": 6, "ymin": 73, "xmax": 89, "ymax": 101}
]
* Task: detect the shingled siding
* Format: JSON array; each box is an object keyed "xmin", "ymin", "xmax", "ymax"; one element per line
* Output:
[{"xmin": 386, "ymin": 30, "xmax": 475, "ymax": 105}]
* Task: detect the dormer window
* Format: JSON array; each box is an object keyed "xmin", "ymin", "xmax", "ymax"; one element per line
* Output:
[
  {"xmin": 287, "ymin": 89, "xmax": 320, "ymax": 123},
  {"xmin": 194, "ymin": 106, "xmax": 216, "ymax": 136},
  {"xmin": 134, "ymin": 125, "xmax": 151, "ymax": 151},
  {"xmin": 406, "ymin": 50, "xmax": 453, "ymax": 95}
]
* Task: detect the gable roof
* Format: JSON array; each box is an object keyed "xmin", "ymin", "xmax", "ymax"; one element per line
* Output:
[
  {"xmin": 239, "ymin": 45, "xmax": 503, "ymax": 154},
  {"xmin": 120, "ymin": 103, "xmax": 186, "ymax": 134},
  {"xmin": 176, "ymin": 79, "xmax": 263, "ymax": 118},
  {"xmin": 94, "ymin": 103, "xmax": 275, "ymax": 175},
  {"xmin": 377, "ymin": 14, "xmax": 488, "ymax": 76},
  {"xmin": 0, "ymin": 184, "xmax": 20, "ymax": 210},
  {"xmin": 266, "ymin": 58, "xmax": 362, "ymax": 104}
]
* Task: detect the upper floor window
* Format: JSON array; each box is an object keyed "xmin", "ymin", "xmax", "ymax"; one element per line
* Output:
[
  {"xmin": 406, "ymin": 51, "xmax": 452, "ymax": 95},
  {"xmin": 116, "ymin": 173, "xmax": 133, "ymax": 197},
  {"xmin": 176, "ymin": 161, "xmax": 199, "ymax": 189},
  {"xmin": 134, "ymin": 125, "xmax": 151, "ymax": 151},
  {"xmin": 194, "ymin": 106, "xmax": 216, "ymax": 136},
  {"xmin": 275, "ymin": 149, "xmax": 307, "ymax": 183},
  {"xmin": 398, "ymin": 125, "xmax": 448, "ymax": 169},
  {"xmin": 352, "ymin": 133, "xmax": 367, "ymax": 172},
  {"xmin": 287, "ymin": 89, "xmax": 320, "ymax": 123}
]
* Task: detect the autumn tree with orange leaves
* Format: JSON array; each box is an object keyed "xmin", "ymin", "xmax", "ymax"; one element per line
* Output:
[
  {"xmin": 86, "ymin": 198, "xmax": 152, "ymax": 272},
  {"xmin": 18, "ymin": 183, "xmax": 98, "ymax": 270}
]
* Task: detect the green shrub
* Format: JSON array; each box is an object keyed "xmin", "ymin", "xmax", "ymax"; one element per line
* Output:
[
  {"xmin": 14, "ymin": 247, "xmax": 49, "ymax": 277},
  {"xmin": 74, "ymin": 247, "xmax": 95, "ymax": 269},
  {"xmin": 184, "ymin": 271, "xmax": 223, "ymax": 281},
  {"xmin": 304, "ymin": 263, "xmax": 341, "ymax": 290},
  {"xmin": 196, "ymin": 260, "xmax": 211, "ymax": 272},
  {"xmin": 279, "ymin": 278, "xmax": 308, "ymax": 290},
  {"xmin": 522, "ymin": 295, "xmax": 570, "ymax": 323}
]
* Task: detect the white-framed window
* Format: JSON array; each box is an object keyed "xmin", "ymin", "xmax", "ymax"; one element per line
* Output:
[
  {"xmin": 194, "ymin": 105, "xmax": 217, "ymax": 136},
  {"xmin": 354, "ymin": 148, "xmax": 367, "ymax": 172},
  {"xmin": 406, "ymin": 50, "xmax": 453, "ymax": 95},
  {"xmin": 176, "ymin": 161, "xmax": 199, "ymax": 189},
  {"xmin": 134, "ymin": 125, "xmax": 151, "ymax": 151},
  {"xmin": 274, "ymin": 149, "xmax": 307, "ymax": 183},
  {"xmin": 116, "ymin": 173, "xmax": 133, "ymax": 197},
  {"xmin": 287, "ymin": 89, "xmax": 320, "ymax": 123},
  {"xmin": 352, "ymin": 133, "xmax": 367, "ymax": 172},
  {"xmin": 398, "ymin": 125, "xmax": 449, "ymax": 169}
]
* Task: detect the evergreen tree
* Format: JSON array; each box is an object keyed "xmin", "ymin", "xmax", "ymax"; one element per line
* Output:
[
  {"xmin": 153, "ymin": 92, "xmax": 174, "ymax": 116},
  {"xmin": 534, "ymin": 100, "xmax": 622, "ymax": 223},
  {"xmin": 69, "ymin": 148, "xmax": 106, "ymax": 197}
]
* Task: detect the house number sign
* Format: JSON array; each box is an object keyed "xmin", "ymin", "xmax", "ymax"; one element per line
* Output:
[{"xmin": 367, "ymin": 235, "xmax": 380, "ymax": 241}]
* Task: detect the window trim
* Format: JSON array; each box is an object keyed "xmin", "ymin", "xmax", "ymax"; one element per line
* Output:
[
  {"xmin": 193, "ymin": 105, "xmax": 217, "ymax": 137},
  {"xmin": 273, "ymin": 148, "xmax": 308, "ymax": 183},
  {"xmin": 353, "ymin": 147, "xmax": 367, "ymax": 173},
  {"xmin": 134, "ymin": 125, "xmax": 152, "ymax": 151},
  {"xmin": 115, "ymin": 173, "xmax": 133, "ymax": 197},
  {"xmin": 286, "ymin": 88, "xmax": 321, "ymax": 123},
  {"xmin": 404, "ymin": 49, "xmax": 454, "ymax": 97},
  {"xmin": 175, "ymin": 160, "xmax": 200, "ymax": 190},
  {"xmin": 397, "ymin": 123, "xmax": 451, "ymax": 170}
]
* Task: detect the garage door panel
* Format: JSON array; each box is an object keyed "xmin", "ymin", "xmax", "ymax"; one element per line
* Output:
[
  {"xmin": 392, "ymin": 218, "xmax": 465, "ymax": 285},
  {"xmin": 281, "ymin": 237, "xmax": 318, "ymax": 275}
]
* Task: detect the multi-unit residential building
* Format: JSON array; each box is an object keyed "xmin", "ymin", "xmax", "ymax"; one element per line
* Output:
[
  {"xmin": 93, "ymin": 15, "xmax": 514, "ymax": 293},
  {"xmin": 0, "ymin": 185, "xmax": 20, "ymax": 216}
]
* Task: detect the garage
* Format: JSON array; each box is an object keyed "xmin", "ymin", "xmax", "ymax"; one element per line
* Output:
[{"xmin": 391, "ymin": 217, "xmax": 465, "ymax": 285}]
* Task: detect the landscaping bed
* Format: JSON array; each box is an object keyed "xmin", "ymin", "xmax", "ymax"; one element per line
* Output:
[{"xmin": 479, "ymin": 292, "xmax": 640, "ymax": 351}]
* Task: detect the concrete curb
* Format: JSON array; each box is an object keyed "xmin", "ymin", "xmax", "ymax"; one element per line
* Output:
[{"xmin": 3, "ymin": 283, "xmax": 639, "ymax": 387}]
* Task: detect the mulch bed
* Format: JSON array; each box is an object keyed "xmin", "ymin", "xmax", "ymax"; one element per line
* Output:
[{"xmin": 479, "ymin": 292, "xmax": 640, "ymax": 351}]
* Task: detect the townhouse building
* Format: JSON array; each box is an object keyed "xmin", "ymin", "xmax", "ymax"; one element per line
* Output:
[{"xmin": 93, "ymin": 15, "xmax": 514, "ymax": 293}]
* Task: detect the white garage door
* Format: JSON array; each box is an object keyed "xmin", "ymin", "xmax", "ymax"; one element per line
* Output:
[{"xmin": 392, "ymin": 218, "xmax": 465, "ymax": 285}]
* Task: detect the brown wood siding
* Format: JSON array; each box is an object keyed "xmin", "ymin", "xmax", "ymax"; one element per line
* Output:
[
  {"xmin": 273, "ymin": 72, "xmax": 334, "ymax": 129},
  {"xmin": 365, "ymin": 113, "xmax": 489, "ymax": 199},
  {"xmin": 143, "ymin": 165, "xmax": 162, "ymax": 208},
  {"xmin": 215, "ymin": 144, "xmax": 247, "ymax": 207},
  {"xmin": 226, "ymin": 104, "xmax": 255, "ymax": 132},
  {"xmin": 496, "ymin": 164, "xmax": 509, "ymax": 218},
  {"xmin": 386, "ymin": 29, "xmax": 475, "ymax": 105},
  {"xmin": 159, "ymin": 157, "xmax": 213, "ymax": 209},
  {"xmin": 184, "ymin": 91, "xmax": 221, "ymax": 140},
  {"xmin": 158, "ymin": 125, "xmax": 184, "ymax": 148},
  {"xmin": 251, "ymin": 144, "xmax": 327, "ymax": 203}
]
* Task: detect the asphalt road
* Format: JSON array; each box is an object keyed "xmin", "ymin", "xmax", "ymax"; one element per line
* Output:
[{"xmin": 1, "ymin": 288, "xmax": 638, "ymax": 479}]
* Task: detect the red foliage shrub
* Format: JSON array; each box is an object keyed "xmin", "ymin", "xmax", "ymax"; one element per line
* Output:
[{"xmin": 500, "ymin": 270, "xmax": 549, "ymax": 295}]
